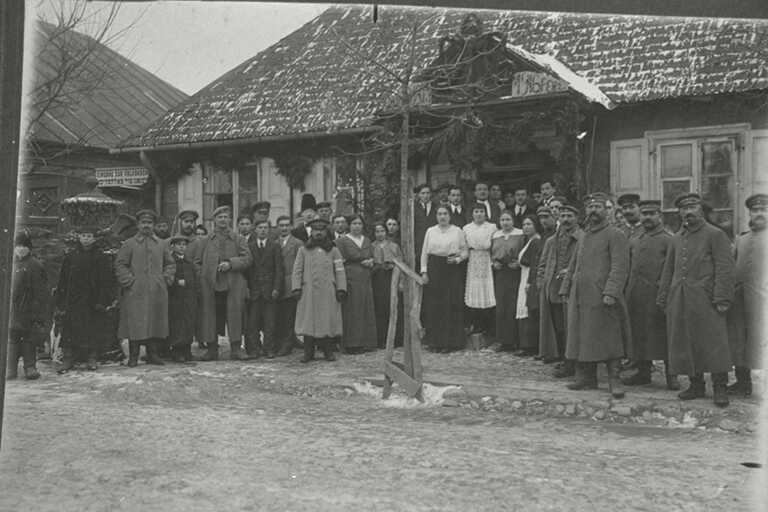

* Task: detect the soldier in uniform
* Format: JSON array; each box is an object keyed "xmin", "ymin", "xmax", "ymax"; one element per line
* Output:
[
  {"xmin": 617, "ymin": 193, "xmax": 643, "ymax": 240},
  {"xmin": 622, "ymin": 200, "xmax": 679, "ymax": 389},
  {"xmin": 727, "ymin": 193, "xmax": 768, "ymax": 396},
  {"xmin": 176, "ymin": 210, "xmax": 200, "ymax": 239},
  {"xmin": 657, "ymin": 193, "xmax": 735, "ymax": 407}
]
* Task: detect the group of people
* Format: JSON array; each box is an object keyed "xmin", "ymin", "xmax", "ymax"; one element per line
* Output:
[{"xmin": 7, "ymin": 179, "xmax": 766, "ymax": 410}]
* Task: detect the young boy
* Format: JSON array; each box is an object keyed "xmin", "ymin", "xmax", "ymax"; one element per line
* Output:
[
  {"xmin": 167, "ymin": 235, "xmax": 199, "ymax": 363},
  {"xmin": 9, "ymin": 232, "xmax": 50, "ymax": 380}
]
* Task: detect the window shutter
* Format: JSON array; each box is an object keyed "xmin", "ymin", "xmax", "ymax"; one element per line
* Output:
[
  {"xmin": 610, "ymin": 138, "xmax": 650, "ymax": 199},
  {"xmin": 177, "ymin": 162, "xmax": 203, "ymax": 213},
  {"xmin": 750, "ymin": 129, "xmax": 768, "ymax": 195}
]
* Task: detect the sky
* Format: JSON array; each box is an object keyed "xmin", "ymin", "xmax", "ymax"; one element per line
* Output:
[{"xmin": 34, "ymin": 1, "xmax": 331, "ymax": 95}]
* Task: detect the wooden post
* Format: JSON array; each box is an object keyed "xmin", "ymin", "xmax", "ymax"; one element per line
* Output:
[
  {"xmin": 382, "ymin": 266, "xmax": 401, "ymax": 399},
  {"xmin": 0, "ymin": 0, "xmax": 25, "ymax": 449}
]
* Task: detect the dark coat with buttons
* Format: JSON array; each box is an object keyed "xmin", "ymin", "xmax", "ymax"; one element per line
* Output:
[
  {"xmin": 247, "ymin": 237, "xmax": 284, "ymax": 300},
  {"xmin": 12, "ymin": 253, "xmax": 50, "ymax": 341},
  {"xmin": 657, "ymin": 221, "xmax": 735, "ymax": 375}
]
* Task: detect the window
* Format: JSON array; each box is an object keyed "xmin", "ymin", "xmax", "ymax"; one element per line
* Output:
[{"xmin": 202, "ymin": 166, "xmax": 233, "ymax": 224}]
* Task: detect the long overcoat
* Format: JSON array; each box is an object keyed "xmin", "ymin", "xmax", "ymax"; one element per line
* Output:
[
  {"xmin": 115, "ymin": 234, "xmax": 175, "ymax": 340},
  {"xmin": 336, "ymin": 235, "xmax": 378, "ymax": 349},
  {"xmin": 625, "ymin": 224, "xmax": 672, "ymax": 361},
  {"xmin": 727, "ymin": 228, "xmax": 767, "ymax": 368},
  {"xmin": 278, "ymin": 235, "xmax": 303, "ymax": 300},
  {"xmin": 167, "ymin": 254, "xmax": 199, "ymax": 346},
  {"xmin": 12, "ymin": 254, "xmax": 50, "ymax": 342},
  {"xmin": 189, "ymin": 230, "xmax": 252, "ymax": 343},
  {"xmin": 536, "ymin": 228, "xmax": 582, "ymax": 359},
  {"xmin": 292, "ymin": 243, "xmax": 347, "ymax": 338},
  {"xmin": 563, "ymin": 221, "xmax": 630, "ymax": 362},
  {"xmin": 657, "ymin": 221, "xmax": 735, "ymax": 375}
]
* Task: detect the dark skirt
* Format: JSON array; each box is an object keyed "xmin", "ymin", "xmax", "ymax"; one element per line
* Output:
[
  {"xmin": 518, "ymin": 313, "xmax": 539, "ymax": 350},
  {"xmin": 424, "ymin": 255, "xmax": 465, "ymax": 349},
  {"xmin": 372, "ymin": 268, "xmax": 404, "ymax": 348},
  {"xmin": 341, "ymin": 262, "xmax": 378, "ymax": 349},
  {"xmin": 494, "ymin": 267, "xmax": 521, "ymax": 348}
]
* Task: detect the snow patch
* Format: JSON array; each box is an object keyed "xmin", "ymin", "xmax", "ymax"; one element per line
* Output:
[{"xmin": 353, "ymin": 381, "xmax": 463, "ymax": 408}]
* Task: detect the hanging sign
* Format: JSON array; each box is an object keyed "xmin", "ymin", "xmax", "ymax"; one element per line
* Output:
[
  {"xmin": 95, "ymin": 167, "xmax": 149, "ymax": 188},
  {"xmin": 509, "ymin": 71, "xmax": 568, "ymax": 98}
]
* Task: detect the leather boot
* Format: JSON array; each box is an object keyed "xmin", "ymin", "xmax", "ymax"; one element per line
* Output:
[
  {"xmin": 727, "ymin": 366, "xmax": 752, "ymax": 397},
  {"xmin": 20, "ymin": 343, "xmax": 40, "ymax": 380},
  {"xmin": 678, "ymin": 374, "xmax": 705, "ymax": 400},
  {"xmin": 145, "ymin": 341, "xmax": 165, "ymax": 365},
  {"xmin": 6, "ymin": 342, "xmax": 19, "ymax": 379},
  {"xmin": 664, "ymin": 361, "xmax": 680, "ymax": 390},
  {"xmin": 86, "ymin": 350, "xmax": 98, "ymax": 371},
  {"xmin": 127, "ymin": 341, "xmax": 140, "ymax": 367},
  {"xmin": 712, "ymin": 372, "xmax": 730, "ymax": 408},
  {"xmin": 57, "ymin": 346, "xmax": 76, "ymax": 374},
  {"xmin": 231, "ymin": 342, "xmax": 253, "ymax": 361},
  {"xmin": 567, "ymin": 362, "xmax": 598, "ymax": 390},
  {"xmin": 321, "ymin": 339, "xmax": 336, "ymax": 362},
  {"xmin": 301, "ymin": 337, "xmax": 315, "ymax": 363},
  {"xmin": 622, "ymin": 360, "xmax": 652, "ymax": 386},
  {"xmin": 554, "ymin": 359, "xmax": 575, "ymax": 379},
  {"xmin": 276, "ymin": 337, "xmax": 292, "ymax": 357},
  {"xmin": 201, "ymin": 342, "xmax": 218, "ymax": 361},
  {"xmin": 243, "ymin": 336, "xmax": 260, "ymax": 360},
  {"xmin": 607, "ymin": 359, "xmax": 625, "ymax": 399}
]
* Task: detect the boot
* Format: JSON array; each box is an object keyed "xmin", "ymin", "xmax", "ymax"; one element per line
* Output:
[
  {"xmin": 86, "ymin": 350, "xmax": 98, "ymax": 371},
  {"xmin": 127, "ymin": 341, "xmax": 140, "ymax": 367},
  {"xmin": 712, "ymin": 372, "xmax": 730, "ymax": 408},
  {"xmin": 321, "ymin": 340, "xmax": 336, "ymax": 362},
  {"xmin": 621, "ymin": 360, "xmax": 652, "ymax": 386},
  {"xmin": 171, "ymin": 346, "xmax": 187, "ymax": 363},
  {"xmin": 20, "ymin": 343, "xmax": 39, "ymax": 380},
  {"xmin": 554, "ymin": 359, "xmax": 575, "ymax": 379},
  {"xmin": 230, "ymin": 342, "xmax": 248, "ymax": 361},
  {"xmin": 145, "ymin": 341, "xmax": 165, "ymax": 366},
  {"xmin": 6, "ymin": 342, "xmax": 19, "ymax": 379},
  {"xmin": 276, "ymin": 337, "xmax": 292, "ymax": 357},
  {"xmin": 664, "ymin": 361, "xmax": 680, "ymax": 390},
  {"xmin": 607, "ymin": 359, "xmax": 625, "ymax": 399},
  {"xmin": 57, "ymin": 347, "xmax": 76, "ymax": 374},
  {"xmin": 678, "ymin": 374, "xmax": 705, "ymax": 400},
  {"xmin": 727, "ymin": 366, "xmax": 752, "ymax": 397},
  {"xmin": 301, "ymin": 337, "xmax": 315, "ymax": 363},
  {"xmin": 567, "ymin": 362, "xmax": 598, "ymax": 390},
  {"xmin": 243, "ymin": 337, "xmax": 260, "ymax": 360},
  {"xmin": 201, "ymin": 342, "xmax": 218, "ymax": 361}
]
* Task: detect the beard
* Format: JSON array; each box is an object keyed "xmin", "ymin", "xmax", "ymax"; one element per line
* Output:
[{"xmin": 749, "ymin": 216, "xmax": 766, "ymax": 231}]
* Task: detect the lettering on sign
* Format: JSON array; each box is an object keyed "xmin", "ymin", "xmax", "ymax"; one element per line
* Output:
[
  {"xmin": 95, "ymin": 167, "xmax": 150, "ymax": 188},
  {"xmin": 509, "ymin": 71, "xmax": 568, "ymax": 98}
]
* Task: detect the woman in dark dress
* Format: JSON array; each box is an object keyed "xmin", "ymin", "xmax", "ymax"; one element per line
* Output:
[
  {"xmin": 420, "ymin": 205, "xmax": 468, "ymax": 352},
  {"xmin": 371, "ymin": 222, "xmax": 404, "ymax": 348},
  {"xmin": 516, "ymin": 214, "xmax": 543, "ymax": 356},
  {"xmin": 490, "ymin": 210, "xmax": 524, "ymax": 351},
  {"xmin": 335, "ymin": 215, "xmax": 378, "ymax": 353}
]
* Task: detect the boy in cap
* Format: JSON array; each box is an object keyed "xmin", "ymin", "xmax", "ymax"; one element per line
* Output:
[
  {"xmin": 657, "ymin": 193, "xmax": 735, "ymax": 407},
  {"xmin": 55, "ymin": 225, "xmax": 114, "ymax": 373},
  {"xmin": 167, "ymin": 235, "xmax": 199, "ymax": 363},
  {"xmin": 9, "ymin": 232, "xmax": 49, "ymax": 379},
  {"xmin": 726, "ymin": 193, "xmax": 768, "ymax": 396}
]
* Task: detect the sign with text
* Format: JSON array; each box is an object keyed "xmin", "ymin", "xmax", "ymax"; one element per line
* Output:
[
  {"xmin": 509, "ymin": 71, "xmax": 568, "ymax": 98},
  {"xmin": 95, "ymin": 167, "xmax": 149, "ymax": 188}
]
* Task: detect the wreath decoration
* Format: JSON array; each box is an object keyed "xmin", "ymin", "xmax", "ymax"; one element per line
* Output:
[{"xmin": 273, "ymin": 153, "xmax": 314, "ymax": 190}]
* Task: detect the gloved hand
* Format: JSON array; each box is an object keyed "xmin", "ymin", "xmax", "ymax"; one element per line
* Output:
[{"xmin": 336, "ymin": 290, "xmax": 347, "ymax": 302}]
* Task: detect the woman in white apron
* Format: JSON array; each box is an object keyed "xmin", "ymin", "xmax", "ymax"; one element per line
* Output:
[
  {"xmin": 463, "ymin": 203, "xmax": 498, "ymax": 334},
  {"xmin": 516, "ymin": 214, "xmax": 543, "ymax": 356}
]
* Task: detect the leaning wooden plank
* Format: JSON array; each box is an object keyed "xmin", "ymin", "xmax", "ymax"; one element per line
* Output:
[
  {"xmin": 384, "ymin": 361, "xmax": 422, "ymax": 399},
  {"xmin": 384, "ymin": 266, "xmax": 401, "ymax": 363},
  {"xmin": 392, "ymin": 258, "xmax": 423, "ymax": 285},
  {"xmin": 382, "ymin": 375, "xmax": 393, "ymax": 399},
  {"xmin": 411, "ymin": 282, "xmax": 424, "ymax": 383},
  {"xmin": 403, "ymin": 279, "xmax": 414, "ymax": 377}
]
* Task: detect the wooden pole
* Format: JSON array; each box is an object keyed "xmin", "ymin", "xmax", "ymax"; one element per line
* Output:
[{"xmin": 0, "ymin": 0, "xmax": 26, "ymax": 450}]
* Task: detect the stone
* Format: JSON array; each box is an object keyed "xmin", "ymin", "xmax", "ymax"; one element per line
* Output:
[
  {"xmin": 496, "ymin": 397, "xmax": 510, "ymax": 406},
  {"xmin": 718, "ymin": 419, "xmax": 741, "ymax": 432},
  {"xmin": 593, "ymin": 410, "xmax": 606, "ymax": 420},
  {"xmin": 612, "ymin": 405, "xmax": 633, "ymax": 417},
  {"xmin": 442, "ymin": 399, "xmax": 459, "ymax": 407},
  {"xmin": 481, "ymin": 396, "xmax": 493, "ymax": 403},
  {"xmin": 511, "ymin": 401, "xmax": 524, "ymax": 410},
  {"xmin": 642, "ymin": 410, "xmax": 652, "ymax": 421},
  {"xmin": 565, "ymin": 404, "xmax": 577, "ymax": 416},
  {"xmin": 443, "ymin": 388, "xmax": 468, "ymax": 399},
  {"xmin": 555, "ymin": 405, "xmax": 566, "ymax": 414},
  {"xmin": 470, "ymin": 400, "xmax": 479, "ymax": 409}
]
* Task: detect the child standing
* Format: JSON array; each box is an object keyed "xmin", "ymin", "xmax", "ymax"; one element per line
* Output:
[{"xmin": 167, "ymin": 236, "xmax": 199, "ymax": 362}]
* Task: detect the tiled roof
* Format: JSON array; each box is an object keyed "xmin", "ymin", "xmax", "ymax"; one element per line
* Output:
[
  {"xmin": 31, "ymin": 21, "xmax": 188, "ymax": 149},
  {"xmin": 125, "ymin": 6, "xmax": 768, "ymax": 148}
]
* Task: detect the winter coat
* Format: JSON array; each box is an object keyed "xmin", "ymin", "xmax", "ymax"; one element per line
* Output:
[
  {"xmin": 188, "ymin": 229, "xmax": 252, "ymax": 343},
  {"xmin": 247, "ymin": 237, "xmax": 284, "ymax": 300},
  {"xmin": 11, "ymin": 254, "xmax": 50, "ymax": 340},
  {"xmin": 657, "ymin": 221, "xmax": 735, "ymax": 375},
  {"xmin": 563, "ymin": 221, "xmax": 630, "ymax": 362},
  {"xmin": 520, "ymin": 236, "xmax": 543, "ymax": 310},
  {"xmin": 55, "ymin": 245, "xmax": 115, "ymax": 350},
  {"xmin": 278, "ymin": 235, "xmax": 303, "ymax": 300},
  {"xmin": 336, "ymin": 235, "xmax": 378, "ymax": 349},
  {"xmin": 115, "ymin": 234, "xmax": 175, "ymax": 340},
  {"xmin": 727, "ymin": 228, "xmax": 767, "ymax": 368},
  {"xmin": 292, "ymin": 243, "xmax": 347, "ymax": 338},
  {"xmin": 625, "ymin": 224, "xmax": 672, "ymax": 361},
  {"xmin": 168, "ymin": 254, "xmax": 199, "ymax": 346},
  {"xmin": 536, "ymin": 227, "xmax": 582, "ymax": 359}
]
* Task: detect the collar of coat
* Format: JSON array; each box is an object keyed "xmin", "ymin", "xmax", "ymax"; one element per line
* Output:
[
  {"xmin": 587, "ymin": 219, "xmax": 610, "ymax": 233},
  {"xmin": 557, "ymin": 225, "xmax": 581, "ymax": 239},
  {"xmin": 682, "ymin": 220, "xmax": 707, "ymax": 234},
  {"xmin": 210, "ymin": 229, "xmax": 238, "ymax": 241},
  {"xmin": 306, "ymin": 237, "xmax": 334, "ymax": 252},
  {"xmin": 134, "ymin": 233, "xmax": 160, "ymax": 243},
  {"xmin": 643, "ymin": 223, "xmax": 666, "ymax": 237}
]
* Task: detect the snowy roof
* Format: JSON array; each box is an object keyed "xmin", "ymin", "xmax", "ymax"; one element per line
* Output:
[{"xmin": 121, "ymin": 6, "xmax": 768, "ymax": 149}]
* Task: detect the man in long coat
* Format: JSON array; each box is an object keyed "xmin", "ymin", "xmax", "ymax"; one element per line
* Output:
[
  {"xmin": 188, "ymin": 206, "xmax": 252, "ymax": 361},
  {"xmin": 562, "ymin": 193, "xmax": 630, "ymax": 398},
  {"xmin": 657, "ymin": 193, "xmax": 735, "ymax": 407},
  {"xmin": 115, "ymin": 210, "xmax": 176, "ymax": 366},
  {"xmin": 275, "ymin": 215, "xmax": 303, "ymax": 356},
  {"xmin": 246, "ymin": 219, "xmax": 284, "ymax": 358},
  {"xmin": 727, "ymin": 193, "xmax": 768, "ymax": 396},
  {"xmin": 292, "ymin": 218, "xmax": 347, "ymax": 363},
  {"xmin": 536, "ymin": 204, "xmax": 582, "ymax": 377},
  {"xmin": 622, "ymin": 200, "xmax": 679, "ymax": 390}
]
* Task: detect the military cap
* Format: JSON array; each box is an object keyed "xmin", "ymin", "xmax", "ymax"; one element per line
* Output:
[
  {"xmin": 169, "ymin": 235, "xmax": 190, "ymax": 245},
  {"xmin": 551, "ymin": 195, "xmax": 568, "ymax": 204},
  {"xmin": 536, "ymin": 205, "xmax": 553, "ymax": 216},
  {"xmin": 617, "ymin": 193, "xmax": 641, "ymax": 207},
  {"xmin": 674, "ymin": 193, "xmax": 702, "ymax": 208},
  {"xmin": 212, "ymin": 205, "xmax": 232, "ymax": 218},
  {"xmin": 307, "ymin": 217, "xmax": 330, "ymax": 229},
  {"xmin": 177, "ymin": 210, "xmax": 199, "ymax": 221},
  {"xmin": 745, "ymin": 193, "xmax": 768, "ymax": 209},
  {"xmin": 316, "ymin": 201, "xmax": 332, "ymax": 210},
  {"xmin": 583, "ymin": 192, "xmax": 610, "ymax": 206},
  {"xmin": 252, "ymin": 201, "xmax": 271, "ymax": 212},
  {"xmin": 135, "ymin": 209, "xmax": 158, "ymax": 222},
  {"xmin": 14, "ymin": 231, "xmax": 32, "ymax": 248},
  {"xmin": 638, "ymin": 200, "xmax": 662, "ymax": 212},
  {"xmin": 559, "ymin": 204, "xmax": 580, "ymax": 215}
]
